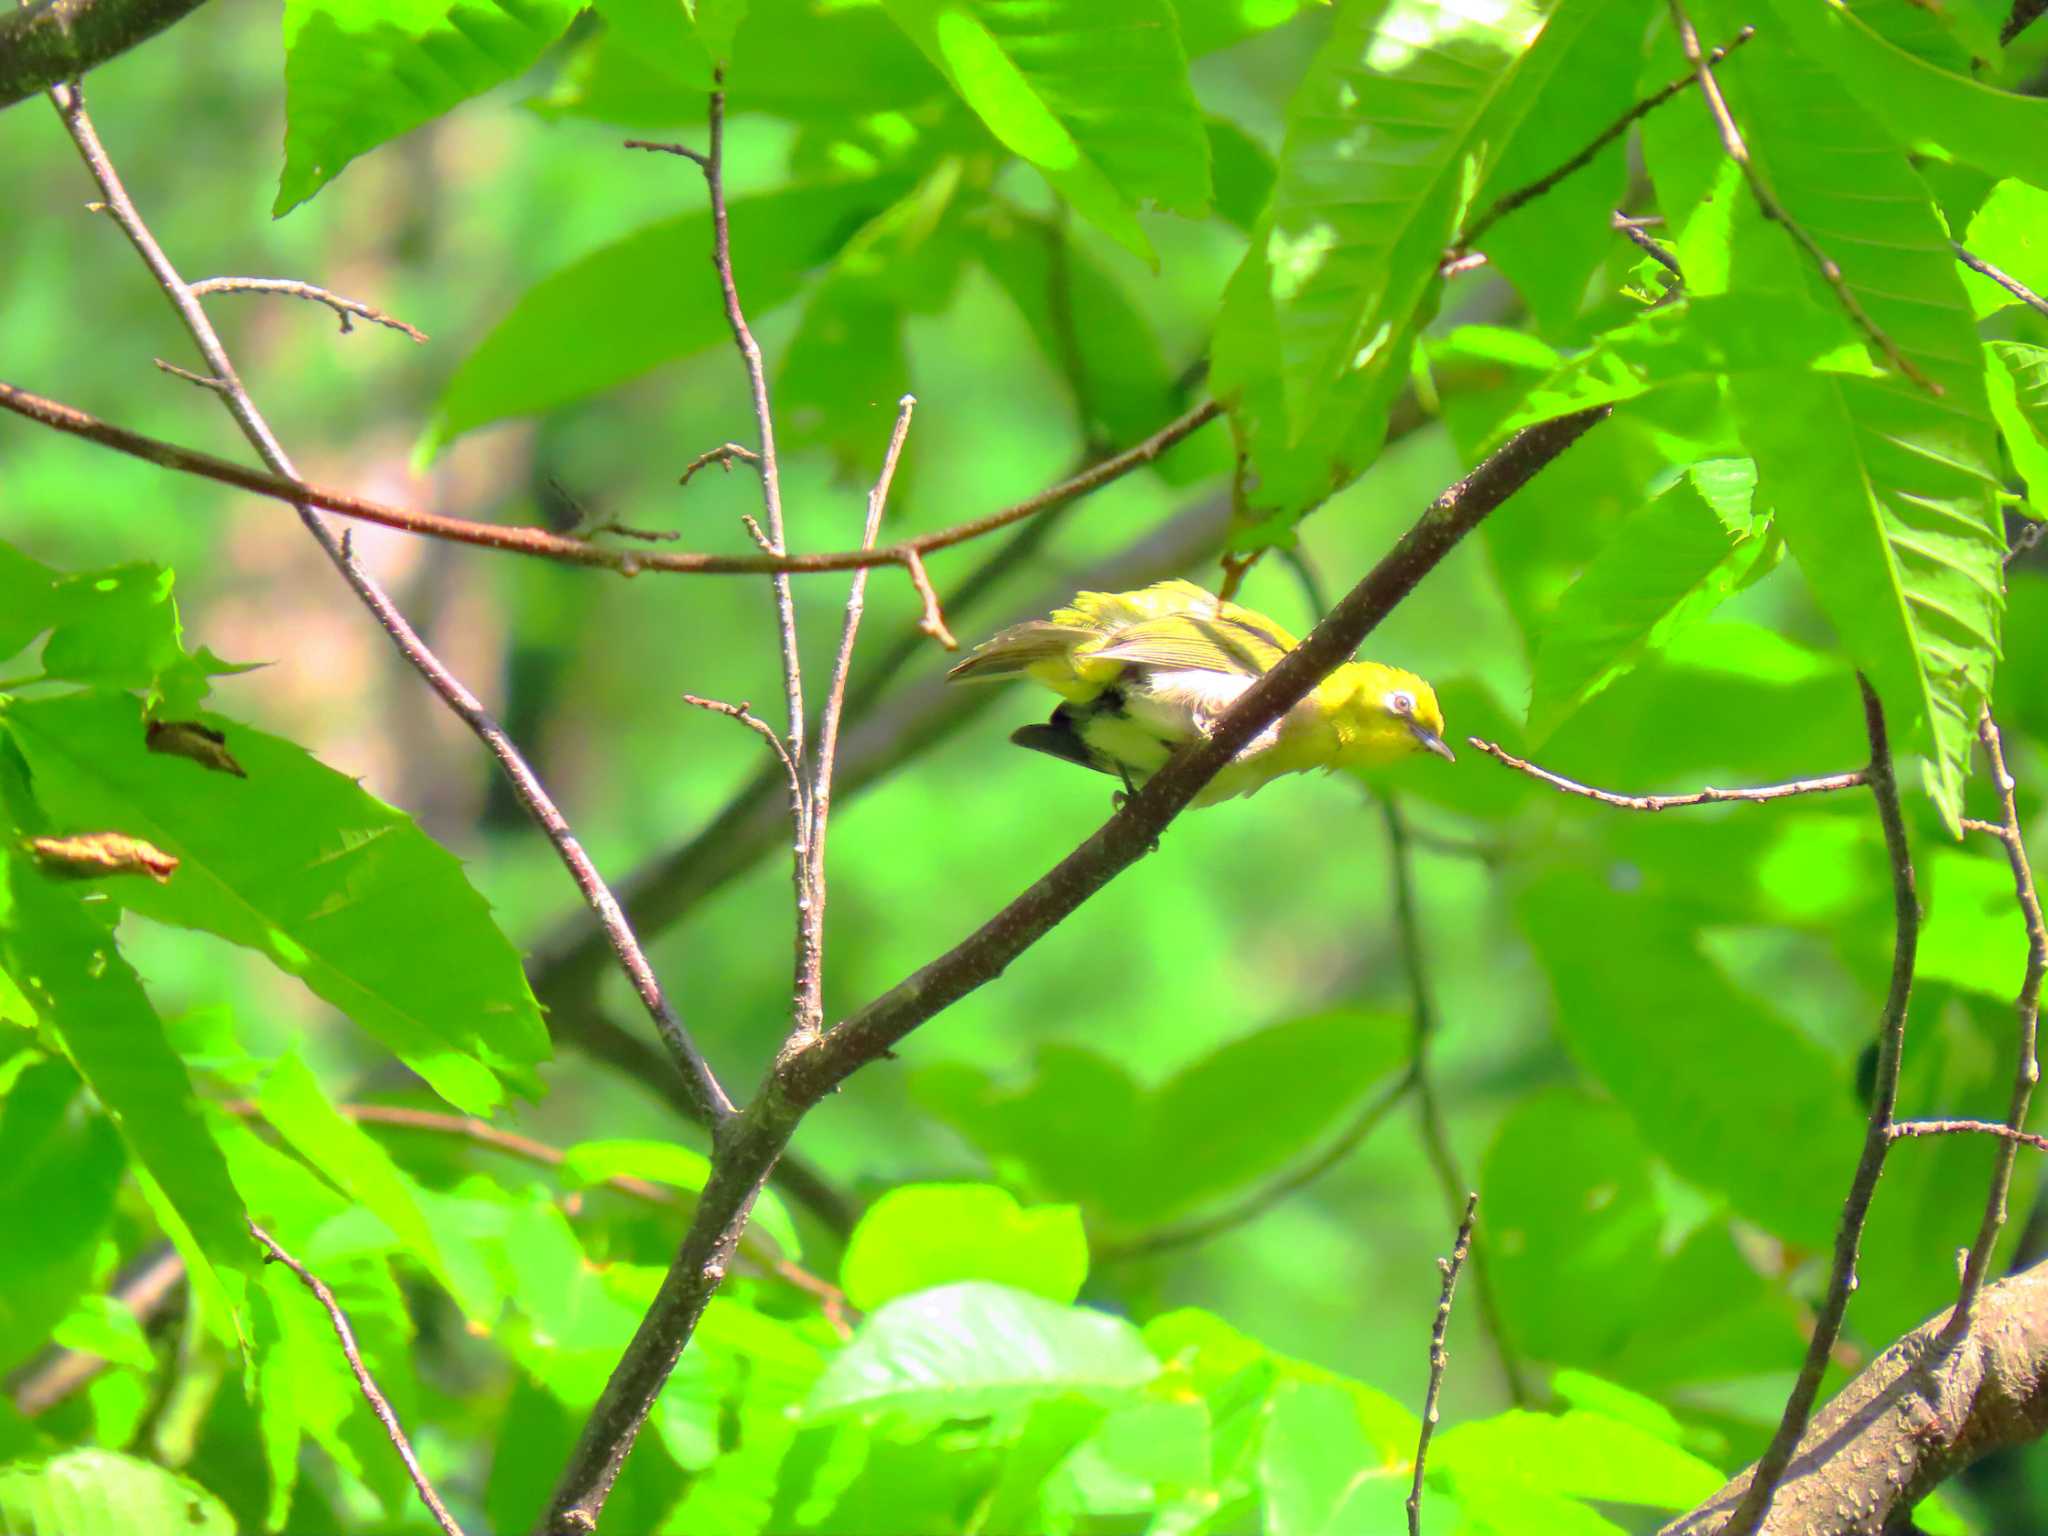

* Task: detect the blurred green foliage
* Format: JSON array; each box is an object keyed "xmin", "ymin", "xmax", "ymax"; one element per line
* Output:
[{"xmin": 3, "ymin": 0, "xmax": 2048, "ymax": 1529}]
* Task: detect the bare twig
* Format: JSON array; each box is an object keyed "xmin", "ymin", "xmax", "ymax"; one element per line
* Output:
[
  {"xmin": 1447, "ymin": 26, "xmax": 1754, "ymax": 260},
  {"xmin": 1408, "ymin": 1193, "xmax": 1479, "ymax": 1536},
  {"xmin": 901, "ymin": 547, "xmax": 957, "ymax": 649},
  {"xmin": 1953, "ymin": 243, "xmax": 2048, "ymax": 321},
  {"xmin": 151, "ymin": 357, "xmax": 227, "ymax": 392},
  {"xmin": 1939, "ymin": 710, "xmax": 2046, "ymax": 1348},
  {"xmin": 1892, "ymin": 1119, "xmax": 2048, "ymax": 1155},
  {"xmin": 682, "ymin": 695, "xmax": 799, "ymax": 789},
  {"xmin": 249, "ymin": 1223, "xmax": 466, "ymax": 1536},
  {"xmin": 8, "ymin": 1243, "xmax": 182, "ymax": 1415},
  {"xmin": 677, "ymin": 441, "xmax": 761, "ymax": 486},
  {"xmin": 187, "ymin": 276, "xmax": 428, "ymax": 342},
  {"xmin": 622, "ymin": 137, "xmax": 710, "ymax": 168},
  {"xmin": 1614, "ymin": 210, "xmax": 1685, "ymax": 280},
  {"xmin": 1722, "ymin": 677, "xmax": 1918, "ymax": 1536},
  {"xmin": 1470, "ymin": 738, "xmax": 1866, "ymax": 810},
  {"xmin": 45, "ymin": 82, "xmax": 731, "ymax": 1128},
  {"xmin": 537, "ymin": 408, "xmax": 1608, "ymax": 1535},
  {"xmin": 1385, "ymin": 798, "xmax": 1528, "ymax": 1406},
  {"xmin": 1665, "ymin": 0, "xmax": 1937, "ymax": 395},
  {"xmin": 2003, "ymin": 0, "xmax": 2045, "ymax": 45},
  {"xmin": 0, "ymin": 0, "xmax": 210, "ymax": 111},
  {"xmin": 0, "ymin": 378, "xmax": 1220, "ymax": 577},
  {"xmin": 802, "ymin": 397, "xmax": 917, "ymax": 1040}
]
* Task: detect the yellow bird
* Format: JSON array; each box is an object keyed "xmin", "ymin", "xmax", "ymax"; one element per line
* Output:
[{"xmin": 947, "ymin": 579, "xmax": 1454, "ymax": 805}]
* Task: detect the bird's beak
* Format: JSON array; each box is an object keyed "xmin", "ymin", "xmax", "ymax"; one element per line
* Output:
[{"xmin": 1412, "ymin": 724, "xmax": 1456, "ymax": 762}]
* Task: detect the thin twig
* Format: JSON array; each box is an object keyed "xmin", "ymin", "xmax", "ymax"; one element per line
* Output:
[
  {"xmin": 1940, "ymin": 710, "xmax": 2046, "ymax": 1348},
  {"xmin": 151, "ymin": 357, "xmax": 227, "ymax": 392},
  {"xmin": 1665, "ymin": 0, "xmax": 1937, "ymax": 395},
  {"xmin": 249, "ymin": 1223, "xmax": 467, "ymax": 1536},
  {"xmin": 901, "ymin": 547, "xmax": 957, "ymax": 649},
  {"xmin": 2002, "ymin": 0, "xmax": 2045, "ymax": 46},
  {"xmin": 1470, "ymin": 738, "xmax": 1866, "ymax": 810},
  {"xmin": 1953, "ymin": 243, "xmax": 2048, "ymax": 321},
  {"xmin": 1448, "ymin": 26, "xmax": 1755, "ymax": 260},
  {"xmin": 1615, "ymin": 210, "xmax": 1685, "ymax": 280},
  {"xmin": 802, "ymin": 397, "xmax": 917, "ymax": 1041},
  {"xmin": 1722, "ymin": 677, "xmax": 1918, "ymax": 1536},
  {"xmin": 44, "ymin": 82, "xmax": 732, "ymax": 1129},
  {"xmin": 1408, "ymin": 1193, "xmax": 1479, "ymax": 1536},
  {"xmin": 622, "ymin": 138, "xmax": 710, "ymax": 168},
  {"xmin": 537, "ymin": 408, "xmax": 1610, "ymax": 1536},
  {"xmin": 1385, "ymin": 798, "xmax": 1528, "ymax": 1406},
  {"xmin": 187, "ymin": 276, "xmax": 428, "ymax": 342},
  {"xmin": 0, "ymin": 378, "xmax": 1220, "ymax": 577},
  {"xmin": 678, "ymin": 441, "xmax": 761, "ymax": 486},
  {"xmin": 682, "ymin": 695, "xmax": 799, "ymax": 788},
  {"xmin": 1892, "ymin": 1119, "xmax": 2048, "ymax": 1154}
]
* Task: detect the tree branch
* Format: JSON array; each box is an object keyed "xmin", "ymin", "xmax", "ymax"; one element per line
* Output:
[
  {"xmin": 44, "ymin": 82, "xmax": 732, "ymax": 1126},
  {"xmin": 0, "ymin": 377, "xmax": 1221, "ymax": 576},
  {"xmin": 1938, "ymin": 710, "xmax": 2045, "ymax": 1348},
  {"xmin": 0, "ymin": 0, "xmax": 209, "ymax": 111},
  {"xmin": 1470, "ymin": 738, "xmax": 1867, "ymax": 811},
  {"xmin": 186, "ymin": 276, "xmax": 428, "ymax": 341},
  {"xmin": 1663, "ymin": 1259, "xmax": 2048, "ymax": 1535},
  {"xmin": 1408, "ymin": 1193, "xmax": 1478, "ymax": 1536},
  {"xmin": 1953, "ymin": 244, "xmax": 2048, "ymax": 322},
  {"xmin": 1722, "ymin": 677, "xmax": 1919, "ymax": 1536},
  {"xmin": 537, "ymin": 405, "xmax": 1608, "ymax": 1534},
  {"xmin": 250, "ymin": 1223, "xmax": 467, "ymax": 1536}
]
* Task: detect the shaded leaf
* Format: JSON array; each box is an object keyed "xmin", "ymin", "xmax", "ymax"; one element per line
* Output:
[{"xmin": 560, "ymin": 1137, "xmax": 804, "ymax": 1258}]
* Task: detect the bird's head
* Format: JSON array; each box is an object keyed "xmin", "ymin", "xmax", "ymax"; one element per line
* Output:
[{"xmin": 1323, "ymin": 663, "xmax": 1455, "ymax": 767}]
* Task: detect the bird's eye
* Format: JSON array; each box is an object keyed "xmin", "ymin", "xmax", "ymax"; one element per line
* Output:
[{"xmin": 1387, "ymin": 691, "xmax": 1414, "ymax": 716}]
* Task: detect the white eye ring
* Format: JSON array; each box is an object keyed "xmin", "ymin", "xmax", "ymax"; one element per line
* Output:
[{"xmin": 1387, "ymin": 691, "xmax": 1415, "ymax": 716}]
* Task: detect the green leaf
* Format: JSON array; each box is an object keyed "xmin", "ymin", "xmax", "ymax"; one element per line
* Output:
[
  {"xmin": 1771, "ymin": 0, "xmax": 2048, "ymax": 188},
  {"xmin": 0, "ymin": 854, "xmax": 250, "ymax": 1348},
  {"xmin": 559, "ymin": 1137, "xmax": 804, "ymax": 1259},
  {"xmin": 0, "ymin": 543, "xmax": 66, "ymax": 664},
  {"xmin": 253, "ymin": 1051, "xmax": 500, "ymax": 1321},
  {"xmin": 878, "ymin": 0, "xmax": 1209, "ymax": 264},
  {"xmin": 806, "ymin": 1282, "xmax": 1157, "ymax": 1420},
  {"xmin": 48, "ymin": 1295, "xmax": 157, "ymax": 1374},
  {"xmin": 423, "ymin": 176, "xmax": 910, "ymax": 456},
  {"xmin": 1463, "ymin": 0, "xmax": 1644, "ymax": 333},
  {"xmin": 1527, "ymin": 461, "xmax": 1773, "ymax": 739},
  {"xmin": 1517, "ymin": 870, "xmax": 1865, "ymax": 1246},
  {"xmin": 969, "ymin": 202, "xmax": 1181, "ymax": 455},
  {"xmin": 278, "ymin": 0, "xmax": 584, "ymax": 214},
  {"xmin": 0, "ymin": 1057, "xmax": 125, "ymax": 1376},
  {"xmin": 0, "ymin": 1449, "xmax": 235, "ymax": 1536},
  {"xmin": 1213, "ymin": 0, "xmax": 1617, "ymax": 533},
  {"xmin": 1205, "ymin": 116, "xmax": 1274, "ymax": 234},
  {"xmin": 1988, "ymin": 341, "xmax": 2048, "ymax": 501},
  {"xmin": 1703, "ymin": 21, "xmax": 2004, "ymax": 830},
  {"xmin": 1171, "ymin": 0, "xmax": 1314, "ymax": 54},
  {"xmin": 1483, "ymin": 1093, "xmax": 1663, "ymax": 1371},
  {"xmin": 839, "ymin": 1184, "xmax": 1088, "ymax": 1309},
  {"xmin": 1959, "ymin": 181, "xmax": 2048, "ymax": 319},
  {"xmin": 1432, "ymin": 1410, "xmax": 1723, "ymax": 1506},
  {"xmin": 1918, "ymin": 847, "xmax": 2032, "ymax": 998},
  {"xmin": 4, "ymin": 691, "xmax": 548, "ymax": 1116},
  {"xmin": 1258, "ymin": 1380, "xmax": 1407, "ymax": 1536}
]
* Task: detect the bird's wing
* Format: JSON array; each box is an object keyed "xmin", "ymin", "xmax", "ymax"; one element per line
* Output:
[
  {"xmin": 1086, "ymin": 611, "xmax": 1295, "ymax": 676},
  {"xmin": 945, "ymin": 621, "xmax": 1081, "ymax": 683}
]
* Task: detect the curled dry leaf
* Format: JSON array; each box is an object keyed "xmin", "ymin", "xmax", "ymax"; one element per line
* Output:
[
  {"xmin": 146, "ymin": 719, "xmax": 248, "ymax": 778},
  {"xmin": 28, "ymin": 832, "xmax": 180, "ymax": 884}
]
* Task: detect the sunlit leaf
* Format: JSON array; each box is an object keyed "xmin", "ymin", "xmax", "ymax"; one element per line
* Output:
[
  {"xmin": 0, "ymin": 1449, "xmax": 235, "ymax": 1536},
  {"xmin": 839, "ymin": 1184, "xmax": 1087, "ymax": 1309}
]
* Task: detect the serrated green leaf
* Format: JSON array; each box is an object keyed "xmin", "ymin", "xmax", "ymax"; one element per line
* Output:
[
  {"xmin": 879, "ymin": 0, "xmax": 1209, "ymax": 264},
  {"xmin": 278, "ymin": 0, "xmax": 584, "ymax": 214},
  {"xmin": 806, "ymin": 1282, "xmax": 1157, "ymax": 1420},
  {"xmin": 839, "ymin": 1184, "xmax": 1087, "ymax": 1309},
  {"xmin": 423, "ymin": 176, "xmax": 909, "ymax": 456},
  {"xmin": 4, "ymin": 691, "xmax": 548, "ymax": 1116},
  {"xmin": 1770, "ymin": 0, "xmax": 2047, "ymax": 186},
  {"xmin": 1527, "ymin": 462, "xmax": 1773, "ymax": 739},
  {"xmin": 0, "ymin": 854, "xmax": 250, "ymax": 1350},
  {"xmin": 0, "ymin": 1449, "xmax": 235, "ymax": 1536},
  {"xmin": 1700, "ymin": 17, "xmax": 2003, "ymax": 830},
  {"xmin": 1989, "ymin": 341, "xmax": 2048, "ymax": 502}
]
